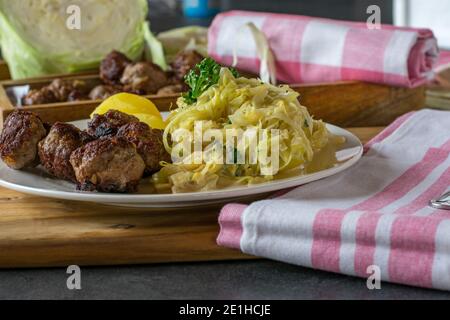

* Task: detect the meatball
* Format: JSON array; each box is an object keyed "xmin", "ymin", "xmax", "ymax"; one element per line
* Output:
[
  {"xmin": 67, "ymin": 89, "xmax": 88, "ymax": 102},
  {"xmin": 0, "ymin": 111, "xmax": 47, "ymax": 169},
  {"xmin": 64, "ymin": 80, "xmax": 89, "ymax": 101},
  {"xmin": 38, "ymin": 123, "xmax": 93, "ymax": 182},
  {"xmin": 47, "ymin": 79, "xmax": 73, "ymax": 101},
  {"xmin": 171, "ymin": 50, "xmax": 204, "ymax": 81},
  {"xmin": 117, "ymin": 122, "xmax": 171, "ymax": 175},
  {"xmin": 157, "ymin": 84, "xmax": 184, "ymax": 95},
  {"xmin": 70, "ymin": 137, "xmax": 145, "ymax": 193},
  {"xmin": 88, "ymin": 85, "xmax": 122, "ymax": 100},
  {"xmin": 100, "ymin": 50, "xmax": 132, "ymax": 85},
  {"xmin": 120, "ymin": 62, "xmax": 168, "ymax": 94},
  {"xmin": 87, "ymin": 110, "xmax": 140, "ymax": 138},
  {"xmin": 22, "ymin": 87, "xmax": 57, "ymax": 106},
  {"xmin": 21, "ymin": 79, "xmax": 88, "ymax": 106}
]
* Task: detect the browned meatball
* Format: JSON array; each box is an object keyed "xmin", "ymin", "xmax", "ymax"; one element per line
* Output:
[
  {"xmin": 67, "ymin": 89, "xmax": 88, "ymax": 102},
  {"xmin": 0, "ymin": 111, "xmax": 47, "ymax": 169},
  {"xmin": 21, "ymin": 79, "xmax": 88, "ymax": 106},
  {"xmin": 88, "ymin": 85, "xmax": 122, "ymax": 100},
  {"xmin": 47, "ymin": 79, "xmax": 72, "ymax": 101},
  {"xmin": 22, "ymin": 87, "xmax": 57, "ymax": 106},
  {"xmin": 117, "ymin": 122, "xmax": 170, "ymax": 175},
  {"xmin": 100, "ymin": 51, "xmax": 132, "ymax": 85},
  {"xmin": 38, "ymin": 123, "xmax": 93, "ymax": 182},
  {"xmin": 121, "ymin": 62, "xmax": 168, "ymax": 94},
  {"xmin": 171, "ymin": 50, "xmax": 204, "ymax": 81},
  {"xmin": 87, "ymin": 110, "xmax": 140, "ymax": 138},
  {"xmin": 157, "ymin": 84, "xmax": 184, "ymax": 95},
  {"xmin": 66, "ymin": 80, "xmax": 89, "ymax": 101},
  {"xmin": 70, "ymin": 137, "xmax": 145, "ymax": 193}
]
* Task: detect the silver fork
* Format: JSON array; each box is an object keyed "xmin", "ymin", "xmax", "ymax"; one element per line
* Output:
[{"xmin": 429, "ymin": 191, "xmax": 450, "ymax": 210}]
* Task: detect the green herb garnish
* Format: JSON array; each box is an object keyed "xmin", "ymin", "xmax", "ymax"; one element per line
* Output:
[{"xmin": 182, "ymin": 58, "xmax": 239, "ymax": 104}]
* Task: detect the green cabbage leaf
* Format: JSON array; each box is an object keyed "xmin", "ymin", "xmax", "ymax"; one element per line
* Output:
[{"xmin": 0, "ymin": 0, "xmax": 148, "ymax": 79}]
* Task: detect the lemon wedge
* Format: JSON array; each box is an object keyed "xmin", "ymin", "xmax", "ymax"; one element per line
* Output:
[
  {"xmin": 133, "ymin": 113, "xmax": 166, "ymax": 130},
  {"xmin": 91, "ymin": 93, "xmax": 162, "ymax": 120}
]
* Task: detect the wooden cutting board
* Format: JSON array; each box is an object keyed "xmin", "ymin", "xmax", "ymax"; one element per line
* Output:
[{"xmin": 0, "ymin": 127, "xmax": 383, "ymax": 269}]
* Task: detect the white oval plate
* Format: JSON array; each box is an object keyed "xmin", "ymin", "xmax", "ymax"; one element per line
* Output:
[{"xmin": 0, "ymin": 121, "xmax": 362, "ymax": 208}]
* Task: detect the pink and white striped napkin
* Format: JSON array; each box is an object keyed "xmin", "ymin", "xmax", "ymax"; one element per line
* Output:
[
  {"xmin": 218, "ymin": 109, "xmax": 450, "ymax": 291},
  {"xmin": 208, "ymin": 11, "xmax": 439, "ymax": 88}
]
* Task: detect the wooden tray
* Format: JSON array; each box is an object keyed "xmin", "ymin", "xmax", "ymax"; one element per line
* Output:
[
  {"xmin": 0, "ymin": 73, "xmax": 426, "ymax": 128},
  {"xmin": 426, "ymin": 67, "xmax": 450, "ymax": 110},
  {"xmin": 0, "ymin": 60, "xmax": 10, "ymax": 81},
  {"xmin": 0, "ymin": 127, "xmax": 383, "ymax": 268}
]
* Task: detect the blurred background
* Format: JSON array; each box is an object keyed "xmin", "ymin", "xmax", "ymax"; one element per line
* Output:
[
  {"xmin": 149, "ymin": 0, "xmax": 450, "ymax": 49},
  {"xmin": 149, "ymin": 0, "xmax": 394, "ymax": 32}
]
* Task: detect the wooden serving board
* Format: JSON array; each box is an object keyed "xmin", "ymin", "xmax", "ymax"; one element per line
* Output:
[
  {"xmin": 0, "ymin": 72, "xmax": 425, "ymax": 127},
  {"xmin": 0, "ymin": 127, "xmax": 383, "ymax": 269}
]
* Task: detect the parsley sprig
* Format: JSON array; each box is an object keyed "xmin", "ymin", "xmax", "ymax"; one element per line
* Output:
[{"xmin": 182, "ymin": 58, "xmax": 239, "ymax": 104}]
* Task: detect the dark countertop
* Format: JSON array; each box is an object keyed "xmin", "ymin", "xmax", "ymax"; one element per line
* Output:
[{"xmin": 1, "ymin": 260, "xmax": 450, "ymax": 300}]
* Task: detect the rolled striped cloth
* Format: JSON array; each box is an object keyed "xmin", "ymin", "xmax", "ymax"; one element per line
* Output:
[
  {"xmin": 208, "ymin": 11, "xmax": 439, "ymax": 88},
  {"xmin": 217, "ymin": 109, "xmax": 450, "ymax": 291}
]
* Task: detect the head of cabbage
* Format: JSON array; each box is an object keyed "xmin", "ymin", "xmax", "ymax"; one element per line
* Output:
[{"xmin": 0, "ymin": 0, "xmax": 148, "ymax": 79}]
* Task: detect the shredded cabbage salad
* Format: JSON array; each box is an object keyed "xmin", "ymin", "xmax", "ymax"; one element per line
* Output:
[{"xmin": 152, "ymin": 68, "xmax": 330, "ymax": 193}]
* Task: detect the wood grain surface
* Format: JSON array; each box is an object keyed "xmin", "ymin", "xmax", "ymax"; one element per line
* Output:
[
  {"xmin": 0, "ymin": 127, "xmax": 383, "ymax": 269},
  {"xmin": 295, "ymin": 82, "xmax": 425, "ymax": 127}
]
